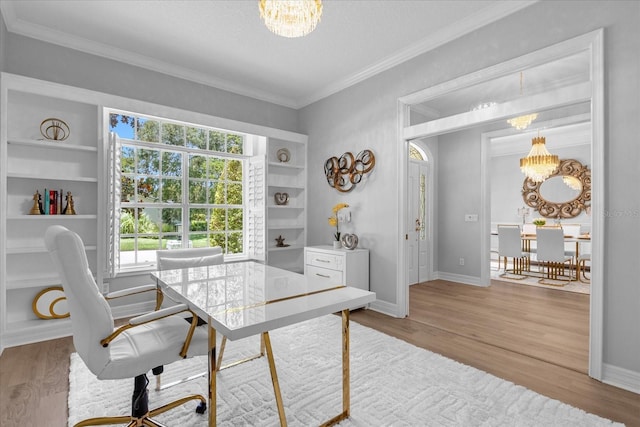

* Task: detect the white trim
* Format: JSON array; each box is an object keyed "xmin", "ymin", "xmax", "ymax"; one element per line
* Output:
[
  {"xmin": 397, "ymin": 29, "xmax": 605, "ymax": 381},
  {"xmin": 602, "ymin": 363, "xmax": 640, "ymax": 395},
  {"xmin": 435, "ymin": 272, "xmax": 486, "ymax": 288},
  {"xmin": 368, "ymin": 299, "xmax": 401, "ymax": 318}
]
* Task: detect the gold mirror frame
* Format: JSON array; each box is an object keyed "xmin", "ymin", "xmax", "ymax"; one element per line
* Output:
[{"xmin": 522, "ymin": 158, "xmax": 591, "ymax": 219}]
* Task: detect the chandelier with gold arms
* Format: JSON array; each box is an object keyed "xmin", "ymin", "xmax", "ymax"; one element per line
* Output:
[
  {"xmin": 520, "ymin": 135, "xmax": 559, "ymax": 183},
  {"xmin": 259, "ymin": 0, "xmax": 323, "ymax": 38}
]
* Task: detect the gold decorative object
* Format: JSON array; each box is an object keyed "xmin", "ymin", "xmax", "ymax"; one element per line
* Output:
[
  {"xmin": 324, "ymin": 149, "xmax": 375, "ymax": 192},
  {"xmin": 40, "ymin": 117, "xmax": 70, "ymax": 141},
  {"xmin": 63, "ymin": 191, "xmax": 76, "ymax": 215},
  {"xmin": 522, "ymin": 158, "xmax": 591, "ymax": 219},
  {"xmin": 276, "ymin": 148, "xmax": 290, "ymax": 163},
  {"xmin": 259, "ymin": 0, "xmax": 322, "ymax": 38},
  {"xmin": 30, "ymin": 190, "xmax": 42, "ymax": 215},
  {"xmin": 519, "ymin": 136, "xmax": 559, "ymax": 182},
  {"xmin": 274, "ymin": 192, "xmax": 289, "ymax": 205},
  {"xmin": 32, "ymin": 286, "xmax": 70, "ymax": 319}
]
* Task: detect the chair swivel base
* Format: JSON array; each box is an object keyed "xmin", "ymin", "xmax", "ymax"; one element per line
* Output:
[{"xmin": 73, "ymin": 374, "xmax": 206, "ymax": 427}]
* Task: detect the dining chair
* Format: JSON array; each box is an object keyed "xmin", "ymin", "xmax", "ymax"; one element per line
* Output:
[
  {"xmin": 156, "ymin": 247, "xmax": 264, "ymax": 379},
  {"xmin": 577, "ymin": 253, "xmax": 591, "ymax": 283},
  {"xmin": 536, "ymin": 227, "xmax": 574, "ymax": 285},
  {"xmin": 45, "ymin": 225, "xmax": 208, "ymax": 426},
  {"xmin": 498, "ymin": 225, "xmax": 530, "ymax": 279}
]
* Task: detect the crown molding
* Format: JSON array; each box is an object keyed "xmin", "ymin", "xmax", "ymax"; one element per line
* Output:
[
  {"xmin": 296, "ymin": 1, "xmax": 538, "ymax": 108},
  {"xmin": 1, "ymin": 1, "xmax": 537, "ymax": 110}
]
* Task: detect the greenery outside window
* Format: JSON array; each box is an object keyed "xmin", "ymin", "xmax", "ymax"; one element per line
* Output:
[{"xmin": 108, "ymin": 111, "xmax": 248, "ymax": 270}]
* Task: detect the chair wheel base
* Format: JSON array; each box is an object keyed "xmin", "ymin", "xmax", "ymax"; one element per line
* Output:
[{"xmin": 196, "ymin": 401, "xmax": 207, "ymax": 414}]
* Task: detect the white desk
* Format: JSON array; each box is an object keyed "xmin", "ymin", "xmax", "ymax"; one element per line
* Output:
[{"xmin": 152, "ymin": 261, "xmax": 376, "ymax": 427}]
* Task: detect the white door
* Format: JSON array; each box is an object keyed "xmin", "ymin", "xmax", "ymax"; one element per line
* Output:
[{"xmin": 408, "ymin": 160, "xmax": 429, "ymax": 286}]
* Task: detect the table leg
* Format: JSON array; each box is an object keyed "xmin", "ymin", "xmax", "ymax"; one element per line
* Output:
[
  {"xmin": 320, "ymin": 309, "xmax": 351, "ymax": 427},
  {"xmin": 209, "ymin": 326, "xmax": 216, "ymax": 426},
  {"xmin": 263, "ymin": 331, "xmax": 287, "ymax": 426}
]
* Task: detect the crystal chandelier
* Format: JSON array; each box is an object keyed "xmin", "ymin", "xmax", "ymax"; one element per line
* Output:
[
  {"xmin": 259, "ymin": 0, "xmax": 323, "ymax": 38},
  {"xmin": 508, "ymin": 72, "xmax": 538, "ymax": 130},
  {"xmin": 520, "ymin": 136, "xmax": 559, "ymax": 182}
]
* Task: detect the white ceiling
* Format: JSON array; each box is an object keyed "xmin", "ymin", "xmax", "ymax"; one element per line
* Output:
[{"xmin": 1, "ymin": 0, "xmax": 536, "ymax": 109}]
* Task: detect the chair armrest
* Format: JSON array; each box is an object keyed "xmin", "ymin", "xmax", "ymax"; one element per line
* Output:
[
  {"xmin": 105, "ymin": 284, "xmax": 157, "ymax": 299},
  {"xmin": 105, "ymin": 284, "xmax": 164, "ymax": 311},
  {"xmin": 129, "ymin": 304, "xmax": 188, "ymax": 325},
  {"xmin": 100, "ymin": 303, "xmax": 199, "ymax": 357}
]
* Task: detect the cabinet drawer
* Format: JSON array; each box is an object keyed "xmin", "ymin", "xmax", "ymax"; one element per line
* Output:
[
  {"xmin": 306, "ymin": 251, "xmax": 342, "ymax": 271},
  {"xmin": 306, "ymin": 265, "xmax": 343, "ymax": 284}
]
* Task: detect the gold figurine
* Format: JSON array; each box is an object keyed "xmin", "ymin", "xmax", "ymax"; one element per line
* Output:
[
  {"xmin": 63, "ymin": 191, "xmax": 76, "ymax": 215},
  {"xmin": 30, "ymin": 190, "xmax": 42, "ymax": 215}
]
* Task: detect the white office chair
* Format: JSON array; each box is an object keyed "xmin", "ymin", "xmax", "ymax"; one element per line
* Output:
[
  {"xmin": 156, "ymin": 247, "xmax": 264, "ymax": 377},
  {"xmin": 45, "ymin": 225, "xmax": 208, "ymax": 427},
  {"xmin": 536, "ymin": 227, "xmax": 574, "ymax": 286},
  {"xmin": 498, "ymin": 225, "xmax": 530, "ymax": 279}
]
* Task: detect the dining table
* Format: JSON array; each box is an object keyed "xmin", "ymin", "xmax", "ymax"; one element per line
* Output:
[{"xmin": 151, "ymin": 260, "xmax": 376, "ymax": 427}]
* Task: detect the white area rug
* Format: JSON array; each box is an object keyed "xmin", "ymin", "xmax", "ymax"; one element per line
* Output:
[{"xmin": 69, "ymin": 315, "xmax": 619, "ymax": 426}]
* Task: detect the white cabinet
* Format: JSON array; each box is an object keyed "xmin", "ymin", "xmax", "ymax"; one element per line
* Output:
[
  {"xmin": 266, "ymin": 137, "xmax": 307, "ymax": 273},
  {"xmin": 304, "ymin": 245, "xmax": 369, "ymax": 291},
  {"xmin": 0, "ymin": 73, "xmax": 104, "ymax": 350}
]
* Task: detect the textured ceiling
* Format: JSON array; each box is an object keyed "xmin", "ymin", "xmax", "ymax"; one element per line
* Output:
[{"xmin": 1, "ymin": 0, "xmax": 535, "ymax": 108}]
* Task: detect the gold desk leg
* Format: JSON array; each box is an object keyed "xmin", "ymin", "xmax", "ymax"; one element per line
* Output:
[
  {"xmin": 263, "ymin": 331, "xmax": 288, "ymax": 427},
  {"xmin": 209, "ymin": 326, "xmax": 216, "ymax": 427},
  {"xmin": 319, "ymin": 309, "xmax": 351, "ymax": 427}
]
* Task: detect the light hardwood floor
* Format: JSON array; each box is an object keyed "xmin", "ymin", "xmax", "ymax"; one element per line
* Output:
[{"xmin": 1, "ymin": 279, "xmax": 638, "ymax": 426}]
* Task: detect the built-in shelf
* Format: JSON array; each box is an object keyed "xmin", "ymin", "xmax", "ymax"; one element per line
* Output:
[
  {"xmin": 7, "ymin": 276, "xmax": 63, "ymax": 290},
  {"xmin": 7, "ymin": 214, "xmax": 97, "ymax": 220},
  {"xmin": 8, "ymin": 138, "xmax": 98, "ymax": 152},
  {"xmin": 268, "ymin": 244, "xmax": 304, "ymax": 252},
  {"xmin": 268, "ymin": 161, "xmax": 304, "ymax": 170},
  {"xmin": 268, "ymin": 225, "xmax": 304, "ymax": 230},
  {"xmin": 7, "ymin": 173, "xmax": 98, "ymax": 182},
  {"xmin": 7, "ymin": 245, "xmax": 97, "ymax": 254}
]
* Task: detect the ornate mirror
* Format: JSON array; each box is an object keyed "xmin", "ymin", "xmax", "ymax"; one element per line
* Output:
[{"xmin": 522, "ymin": 158, "xmax": 591, "ymax": 218}]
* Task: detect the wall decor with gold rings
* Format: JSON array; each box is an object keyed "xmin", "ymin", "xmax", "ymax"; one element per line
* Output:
[{"xmin": 324, "ymin": 149, "xmax": 375, "ymax": 192}]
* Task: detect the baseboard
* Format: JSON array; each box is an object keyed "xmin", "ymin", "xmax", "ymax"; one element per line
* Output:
[
  {"xmin": 368, "ymin": 299, "xmax": 402, "ymax": 318},
  {"xmin": 602, "ymin": 363, "xmax": 640, "ymax": 394},
  {"xmin": 435, "ymin": 271, "xmax": 486, "ymax": 287}
]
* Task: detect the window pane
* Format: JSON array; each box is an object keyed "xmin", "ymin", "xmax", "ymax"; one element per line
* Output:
[
  {"xmin": 189, "ymin": 208, "xmax": 207, "ymax": 232},
  {"xmin": 137, "ymin": 177, "xmax": 159, "ymax": 202},
  {"xmin": 121, "ymin": 146, "xmax": 135, "ymax": 173},
  {"xmin": 186, "ymin": 127, "xmax": 207, "ymax": 150},
  {"xmin": 161, "ymin": 178, "xmax": 181, "ymax": 203},
  {"xmin": 189, "ymin": 180, "xmax": 206, "ymax": 203},
  {"xmin": 210, "ymin": 233, "xmax": 226, "ymax": 252},
  {"xmin": 120, "ymin": 209, "xmax": 135, "ymax": 235},
  {"xmin": 137, "ymin": 149, "xmax": 160, "ymax": 175},
  {"xmin": 121, "ymin": 176, "xmax": 135, "ymax": 202},
  {"xmin": 162, "ymin": 123, "xmax": 184, "ymax": 146},
  {"xmin": 189, "ymin": 155, "xmax": 207, "ymax": 178},
  {"xmin": 210, "ymin": 208, "xmax": 226, "ymax": 231},
  {"xmin": 228, "ymin": 232, "xmax": 243, "ymax": 254},
  {"xmin": 109, "ymin": 113, "xmax": 135, "ymax": 139},
  {"xmin": 161, "ymin": 208, "xmax": 182, "ymax": 233},
  {"xmin": 226, "ymin": 159, "xmax": 242, "ymax": 182},
  {"xmin": 136, "ymin": 118, "xmax": 159, "ymax": 142},
  {"xmin": 227, "ymin": 183, "xmax": 242, "ymax": 204},
  {"xmin": 208, "ymin": 158, "xmax": 224, "ymax": 179},
  {"xmin": 139, "ymin": 207, "xmax": 161, "ymax": 234},
  {"xmin": 227, "ymin": 134, "xmax": 244, "ymax": 154},
  {"xmin": 210, "ymin": 181, "xmax": 225, "ymax": 204},
  {"xmin": 209, "ymin": 131, "xmax": 225, "ymax": 152},
  {"xmin": 162, "ymin": 151, "xmax": 182, "ymax": 176},
  {"xmin": 228, "ymin": 208, "xmax": 243, "ymax": 230}
]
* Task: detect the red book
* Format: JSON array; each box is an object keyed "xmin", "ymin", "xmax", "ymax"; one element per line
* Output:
[{"xmin": 49, "ymin": 190, "xmax": 57, "ymax": 215}]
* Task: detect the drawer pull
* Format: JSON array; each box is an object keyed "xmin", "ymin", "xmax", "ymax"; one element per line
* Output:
[
  {"xmin": 315, "ymin": 273, "xmax": 331, "ymax": 278},
  {"xmin": 315, "ymin": 258, "xmax": 330, "ymax": 263}
]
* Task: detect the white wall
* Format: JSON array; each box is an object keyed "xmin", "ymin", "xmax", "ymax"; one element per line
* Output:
[{"xmin": 299, "ymin": 1, "xmax": 640, "ymax": 379}]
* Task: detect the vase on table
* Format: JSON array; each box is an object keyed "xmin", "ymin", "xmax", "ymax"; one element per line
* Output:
[{"xmin": 333, "ymin": 240, "xmax": 341, "ymax": 249}]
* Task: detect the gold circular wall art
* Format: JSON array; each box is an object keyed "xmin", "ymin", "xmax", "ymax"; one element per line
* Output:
[{"xmin": 40, "ymin": 118, "xmax": 70, "ymax": 141}]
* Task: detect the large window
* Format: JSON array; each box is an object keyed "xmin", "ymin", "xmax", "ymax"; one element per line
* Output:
[{"xmin": 108, "ymin": 111, "xmax": 248, "ymax": 269}]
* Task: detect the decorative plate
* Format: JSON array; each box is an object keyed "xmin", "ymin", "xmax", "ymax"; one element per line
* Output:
[{"xmin": 276, "ymin": 148, "xmax": 290, "ymax": 163}]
